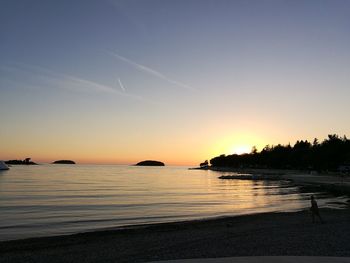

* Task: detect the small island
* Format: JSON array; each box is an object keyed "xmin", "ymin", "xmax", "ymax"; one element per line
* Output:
[
  {"xmin": 136, "ymin": 160, "xmax": 165, "ymax": 166},
  {"xmin": 52, "ymin": 160, "xmax": 76, "ymax": 164},
  {"xmin": 5, "ymin": 158, "xmax": 37, "ymax": 165}
]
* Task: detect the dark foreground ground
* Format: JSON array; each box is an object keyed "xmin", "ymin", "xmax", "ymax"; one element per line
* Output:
[{"xmin": 1, "ymin": 209, "xmax": 349, "ymax": 263}]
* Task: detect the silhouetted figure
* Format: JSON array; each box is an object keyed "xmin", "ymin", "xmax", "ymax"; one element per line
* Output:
[{"xmin": 310, "ymin": 195, "xmax": 323, "ymax": 223}]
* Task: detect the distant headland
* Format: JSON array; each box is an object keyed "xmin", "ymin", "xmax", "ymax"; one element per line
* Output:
[
  {"xmin": 136, "ymin": 160, "xmax": 165, "ymax": 166},
  {"xmin": 52, "ymin": 160, "xmax": 76, "ymax": 164}
]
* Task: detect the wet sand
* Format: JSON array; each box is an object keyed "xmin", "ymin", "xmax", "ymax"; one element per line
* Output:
[{"xmin": 1, "ymin": 208, "xmax": 350, "ymax": 263}]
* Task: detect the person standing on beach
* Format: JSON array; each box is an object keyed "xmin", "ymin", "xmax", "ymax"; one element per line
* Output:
[{"xmin": 310, "ymin": 195, "xmax": 323, "ymax": 223}]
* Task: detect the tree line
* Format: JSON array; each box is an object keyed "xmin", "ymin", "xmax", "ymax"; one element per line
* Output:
[{"xmin": 210, "ymin": 134, "xmax": 350, "ymax": 171}]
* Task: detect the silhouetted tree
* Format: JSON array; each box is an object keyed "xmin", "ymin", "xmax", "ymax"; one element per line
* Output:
[
  {"xmin": 210, "ymin": 134, "xmax": 350, "ymax": 172},
  {"xmin": 251, "ymin": 146, "xmax": 258, "ymax": 154}
]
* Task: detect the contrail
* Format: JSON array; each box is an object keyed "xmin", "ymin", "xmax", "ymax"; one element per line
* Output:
[
  {"xmin": 117, "ymin": 78, "xmax": 126, "ymax": 92},
  {"xmin": 0, "ymin": 63, "xmax": 148, "ymax": 102},
  {"xmin": 108, "ymin": 51, "xmax": 196, "ymax": 91}
]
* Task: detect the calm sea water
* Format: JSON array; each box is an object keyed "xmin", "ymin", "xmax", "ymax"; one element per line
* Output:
[{"xmin": 0, "ymin": 165, "xmax": 347, "ymax": 241}]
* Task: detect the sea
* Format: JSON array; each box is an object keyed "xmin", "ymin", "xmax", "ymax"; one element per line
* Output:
[{"xmin": 0, "ymin": 165, "xmax": 348, "ymax": 241}]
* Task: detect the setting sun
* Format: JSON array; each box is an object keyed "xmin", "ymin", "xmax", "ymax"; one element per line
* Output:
[
  {"xmin": 209, "ymin": 132, "xmax": 266, "ymax": 159},
  {"xmin": 230, "ymin": 145, "xmax": 252, "ymax": 155}
]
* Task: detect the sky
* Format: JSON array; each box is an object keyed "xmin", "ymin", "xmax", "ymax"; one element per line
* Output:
[{"xmin": 1, "ymin": 0, "xmax": 350, "ymax": 165}]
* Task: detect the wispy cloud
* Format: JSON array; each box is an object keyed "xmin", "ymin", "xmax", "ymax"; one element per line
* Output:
[
  {"xmin": 117, "ymin": 78, "xmax": 126, "ymax": 92},
  {"xmin": 107, "ymin": 51, "xmax": 196, "ymax": 91},
  {"xmin": 0, "ymin": 63, "xmax": 147, "ymax": 102}
]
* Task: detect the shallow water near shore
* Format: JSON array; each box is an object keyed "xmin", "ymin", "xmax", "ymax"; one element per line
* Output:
[{"xmin": 0, "ymin": 165, "xmax": 347, "ymax": 241}]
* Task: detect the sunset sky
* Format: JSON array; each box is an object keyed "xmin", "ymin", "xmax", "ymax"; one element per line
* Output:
[{"xmin": 1, "ymin": 0, "xmax": 350, "ymax": 165}]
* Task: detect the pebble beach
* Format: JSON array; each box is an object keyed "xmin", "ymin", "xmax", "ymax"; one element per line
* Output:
[{"xmin": 1, "ymin": 208, "xmax": 349, "ymax": 263}]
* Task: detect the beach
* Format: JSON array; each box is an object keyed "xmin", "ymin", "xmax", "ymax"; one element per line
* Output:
[{"xmin": 1, "ymin": 208, "xmax": 350, "ymax": 263}]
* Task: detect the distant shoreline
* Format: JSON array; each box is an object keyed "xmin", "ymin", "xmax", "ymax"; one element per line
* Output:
[{"xmin": 1, "ymin": 208, "xmax": 349, "ymax": 262}]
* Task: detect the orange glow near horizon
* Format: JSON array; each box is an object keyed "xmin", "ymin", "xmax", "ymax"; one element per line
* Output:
[
  {"xmin": 0, "ymin": 135, "xmax": 264, "ymax": 166},
  {"xmin": 0, "ymin": 130, "xmax": 270, "ymax": 166},
  {"xmin": 2, "ymin": 126, "xmax": 337, "ymax": 166}
]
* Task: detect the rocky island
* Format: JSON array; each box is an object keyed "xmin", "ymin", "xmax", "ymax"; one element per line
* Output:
[
  {"xmin": 5, "ymin": 158, "xmax": 37, "ymax": 165},
  {"xmin": 136, "ymin": 160, "xmax": 165, "ymax": 166},
  {"xmin": 52, "ymin": 160, "xmax": 76, "ymax": 164}
]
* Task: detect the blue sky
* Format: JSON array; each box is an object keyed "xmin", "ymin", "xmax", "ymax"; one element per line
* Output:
[{"xmin": 1, "ymin": 0, "xmax": 350, "ymax": 164}]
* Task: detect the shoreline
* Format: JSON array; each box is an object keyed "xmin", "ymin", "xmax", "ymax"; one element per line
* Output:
[
  {"xmin": 209, "ymin": 166, "xmax": 344, "ymax": 176},
  {"xmin": 0, "ymin": 209, "xmax": 306, "ymax": 243},
  {"xmin": 1, "ymin": 208, "xmax": 350, "ymax": 262},
  {"xmin": 209, "ymin": 167, "xmax": 350, "ymax": 195}
]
